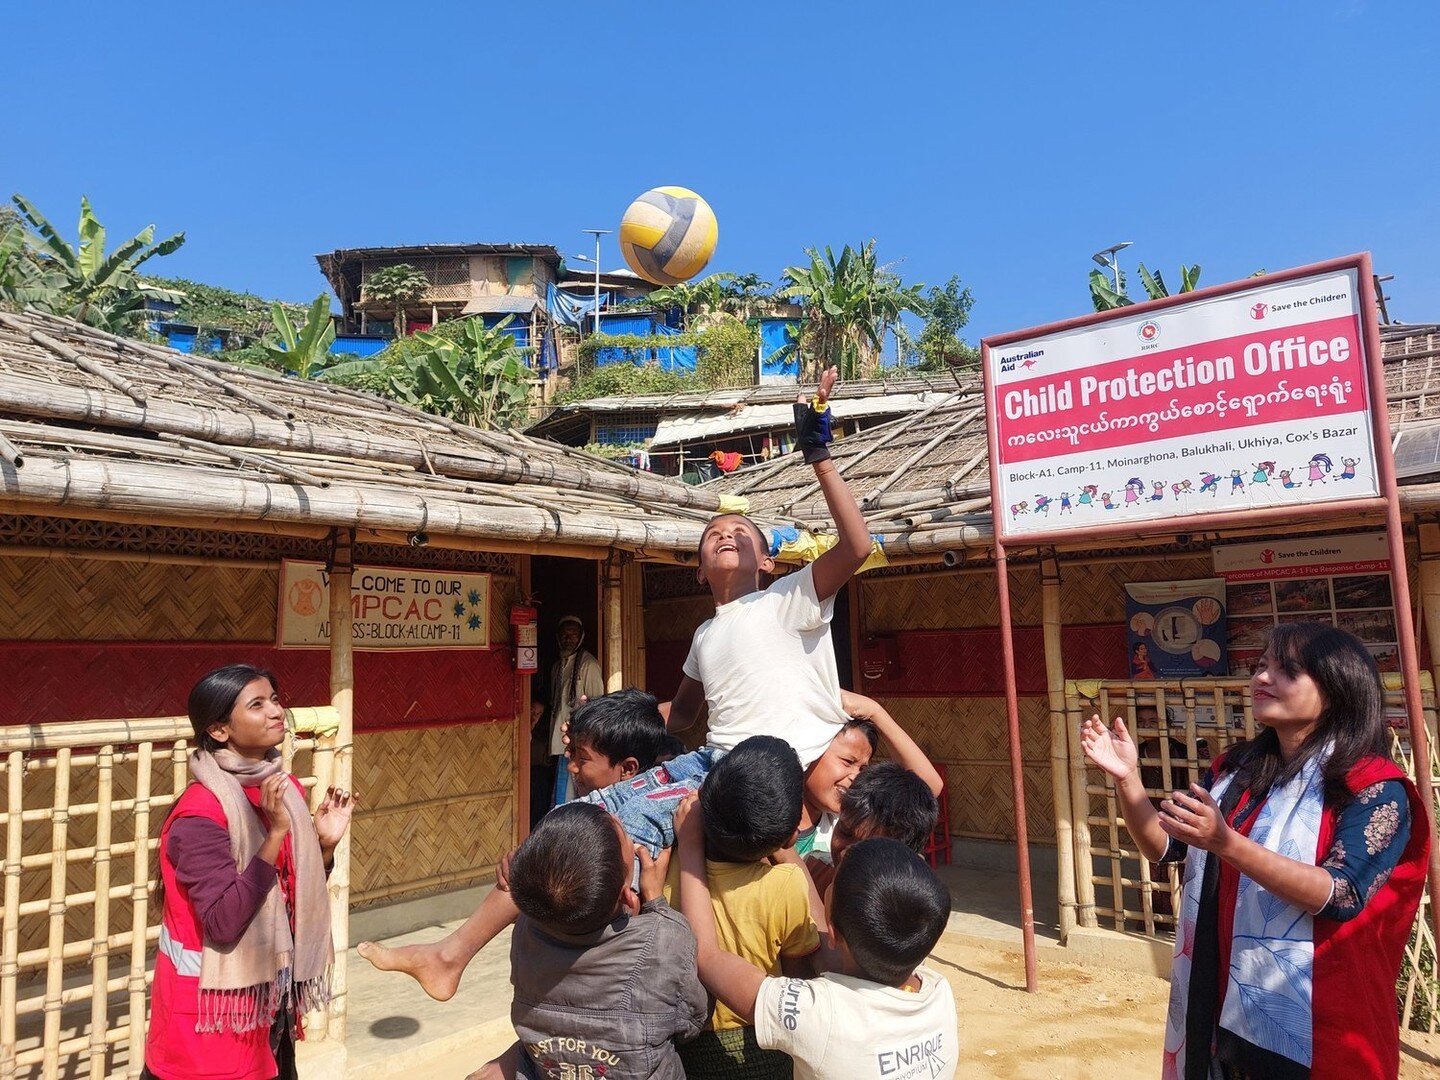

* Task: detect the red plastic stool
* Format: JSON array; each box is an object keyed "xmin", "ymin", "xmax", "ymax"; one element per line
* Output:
[{"xmin": 923, "ymin": 762, "xmax": 951, "ymax": 867}]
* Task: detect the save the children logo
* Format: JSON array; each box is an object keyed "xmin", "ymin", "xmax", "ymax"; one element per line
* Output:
[
  {"xmin": 287, "ymin": 578, "xmax": 322, "ymax": 617},
  {"xmin": 1259, "ymin": 548, "xmax": 1276, "ymax": 564},
  {"xmin": 1251, "ymin": 302, "xmax": 1268, "ymax": 320},
  {"xmin": 1137, "ymin": 320, "xmax": 1160, "ymax": 343}
]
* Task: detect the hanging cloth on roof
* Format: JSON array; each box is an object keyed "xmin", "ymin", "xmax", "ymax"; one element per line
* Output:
[
  {"xmin": 546, "ymin": 283, "xmax": 612, "ymax": 329},
  {"xmin": 709, "ymin": 451, "xmax": 743, "ymax": 473},
  {"xmin": 767, "ymin": 527, "xmax": 890, "ymax": 573}
]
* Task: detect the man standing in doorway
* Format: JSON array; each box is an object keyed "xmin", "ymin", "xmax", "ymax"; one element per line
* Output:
[{"xmin": 545, "ymin": 614, "xmax": 604, "ymax": 808}]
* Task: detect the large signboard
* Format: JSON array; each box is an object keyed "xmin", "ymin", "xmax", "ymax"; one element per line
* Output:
[
  {"xmin": 278, "ymin": 560, "xmax": 492, "ymax": 650},
  {"xmin": 984, "ymin": 261, "xmax": 1381, "ymax": 541}
]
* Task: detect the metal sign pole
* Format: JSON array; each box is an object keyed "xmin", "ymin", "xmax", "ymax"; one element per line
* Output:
[{"xmin": 994, "ymin": 538, "xmax": 1040, "ymax": 992}]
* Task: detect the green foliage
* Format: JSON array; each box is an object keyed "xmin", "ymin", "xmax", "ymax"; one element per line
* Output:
[
  {"xmin": 556, "ymin": 361, "xmax": 694, "ymax": 404},
  {"xmin": 580, "ymin": 441, "xmax": 647, "ymax": 461},
  {"xmin": 4, "ymin": 193, "xmax": 186, "ymax": 331},
  {"xmin": 778, "ymin": 241, "xmax": 927, "ymax": 380},
  {"xmin": 647, "ymin": 271, "xmax": 774, "ymax": 329},
  {"xmin": 912, "ymin": 275, "xmax": 975, "ymax": 371},
  {"xmin": 147, "ymin": 275, "xmax": 305, "ymax": 346},
  {"xmin": 361, "ymin": 264, "xmax": 429, "ymax": 310},
  {"xmin": 694, "ymin": 314, "xmax": 759, "ymax": 388},
  {"xmin": 1089, "ymin": 262, "xmax": 1202, "ymax": 311},
  {"xmin": 263, "ymin": 294, "xmax": 337, "ymax": 378},
  {"xmin": 326, "ymin": 317, "xmax": 536, "ymax": 429}
]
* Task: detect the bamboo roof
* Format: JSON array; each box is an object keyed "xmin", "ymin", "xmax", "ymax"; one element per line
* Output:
[
  {"xmin": 0, "ymin": 309, "xmax": 725, "ymax": 559},
  {"xmin": 705, "ymin": 323, "xmax": 1440, "ymax": 562}
]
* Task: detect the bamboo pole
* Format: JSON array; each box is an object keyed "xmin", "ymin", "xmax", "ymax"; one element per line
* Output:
[
  {"xmin": 0, "ymin": 456, "xmax": 708, "ymax": 556},
  {"xmin": 0, "ymin": 431, "xmax": 22, "ymax": 469},
  {"xmin": 41, "ymin": 746, "xmax": 71, "ymax": 1079},
  {"xmin": 603, "ymin": 554, "xmax": 624, "ymax": 694},
  {"xmin": 0, "ymin": 546, "xmax": 280, "ymax": 571},
  {"xmin": 1064, "ymin": 685, "xmax": 1096, "ymax": 928},
  {"xmin": 157, "ymin": 433, "xmax": 330, "ymax": 489},
  {"xmin": 516, "ymin": 555, "xmax": 533, "ymax": 847},
  {"xmin": 1040, "ymin": 561, "xmax": 1077, "ymax": 942},
  {"xmin": 1, "ymin": 751, "xmax": 22, "ymax": 1080},
  {"xmin": 125, "ymin": 742, "xmax": 152, "ymax": 1079},
  {"xmin": 622, "ymin": 560, "xmax": 646, "ymax": 688},
  {"xmin": 323, "ymin": 529, "xmax": 354, "ymax": 1045},
  {"xmin": 87, "ymin": 745, "xmax": 113, "ymax": 1080}
]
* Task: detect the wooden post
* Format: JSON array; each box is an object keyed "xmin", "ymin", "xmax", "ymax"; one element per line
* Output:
[
  {"xmin": 1064, "ymin": 686, "xmax": 1097, "ymax": 928},
  {"xmin": 1041, "ymin": 559, "xmax": 1077, "ymax": 943},
  {"xmin": 322, "ymin": 529, "xmax": 355, "ymax": 1044},
  {"xmin": 622, "ymin": 559, "xmax": 646, "ymax": 687},
  {"xmin": 603, "ymin": 553, "xmax": 623, "ymax": 693},
  {"xmin": 42, "ymin": 747, "xmax": 72, "ymax": 1078},
  {"xmin": 2, "ymin": 750, "xmax": 23, "ymax": 1080},
  {"xmin": 125, "ymin": 742, "xmax": 153, "ymax": 1079},
  {"xmin": 87, "ymin": 745, "xmax": 114, "ymax": 1080},
  {"xmin": 517, "ymin": 555, "xmax": 533, "ymax": 846}
]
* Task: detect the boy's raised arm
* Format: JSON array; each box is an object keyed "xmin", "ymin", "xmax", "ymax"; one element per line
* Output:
[
  {"xmin": 675, "ymin": 794, "xmax": 765, "ymax": 1025},
  {"xmin": 802, "ymin": 367, "xmax": 872, "ymax": 603},
  {"xmin": 662, "ymin": 675, "xmax": 706, "ymax": 734},
  {"xmin": 840, "ymin": 689, "xmax": 944, "ymax": 797}
]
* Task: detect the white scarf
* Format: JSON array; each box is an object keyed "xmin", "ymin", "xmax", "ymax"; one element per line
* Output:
[{"xmin": 1164, "ymin": 748, "xmax": 1327, "ymax": 1078}]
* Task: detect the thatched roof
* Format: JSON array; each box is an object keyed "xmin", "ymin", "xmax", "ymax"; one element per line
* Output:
[
  {"xmin": 0, "ymin": 310, "xmax": 730, "ymax": 559},
  {"xmin": 527, "ymin": 374, "xmax": 964, "ymax": 446},
  {"xmin": 706, "ymin": 323, "xmax": 1440, "ymax": 562}
]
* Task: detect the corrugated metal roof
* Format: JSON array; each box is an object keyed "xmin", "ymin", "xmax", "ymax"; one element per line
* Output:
[
  {"xmin": 648, "ymin": 393, "xmax": 942, "ymax": 447},
  {"xmin": 460, "ymin": 296, "xmax": 540, "ymax": 316}
]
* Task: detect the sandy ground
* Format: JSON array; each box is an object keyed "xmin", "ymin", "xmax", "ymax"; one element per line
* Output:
[{"xmin": 406, "ymin": 932, "xmax": 1440, "ymax": 1078}]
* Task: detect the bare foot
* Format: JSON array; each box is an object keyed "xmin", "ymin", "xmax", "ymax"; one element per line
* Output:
[{"xmin": 356, "ymin": 940, "xmax": 462, "ymax": 1002}]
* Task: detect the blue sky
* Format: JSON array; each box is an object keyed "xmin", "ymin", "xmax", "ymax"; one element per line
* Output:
[{"xmin": 5, "ymin": 2, "xmax": 1437, "ymax": 340}]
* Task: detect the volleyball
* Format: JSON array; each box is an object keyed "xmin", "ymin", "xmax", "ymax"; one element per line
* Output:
[{"xmin": 618, "ymin": 186, "xmax": 718, "ymax": 285}]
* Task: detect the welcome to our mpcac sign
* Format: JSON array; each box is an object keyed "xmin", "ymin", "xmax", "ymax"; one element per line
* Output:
[{"xmin": 983, "ymin": 260, "xmax": 1381, "ymax": 541}]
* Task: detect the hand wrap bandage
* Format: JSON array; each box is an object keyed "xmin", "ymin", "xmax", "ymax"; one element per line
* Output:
[{"xmin": 793, "ymin": 398, "xmax": 834, "ymax": 464}]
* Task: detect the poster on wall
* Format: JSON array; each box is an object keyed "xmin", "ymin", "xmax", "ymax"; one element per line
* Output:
[
  {"xmin": 984, "ymin": 262, "xmax": 1380, "ymax": 540},
  {"xmin": 1212, "ymin": 532, "xmax": 1397, "ymax": 672},
  {"xmin": 1124, "ymin": 578, "xmax": 1228, "ymax": 678},
  {"xmin": 278, "ymin": 560, "xmax": 492, "ymax": 650}
]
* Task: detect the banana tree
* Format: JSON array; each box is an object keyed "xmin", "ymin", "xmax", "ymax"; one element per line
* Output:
[
  {"xmin": 326, "ymin": 316, "xmax": 536, "ymax": 429},
  {"xmin": 1089, "ymin": 262, "xmax": 1201, "ymax": 312},
  {"xmin": 779, "ymin": 241, "xmax": 927, "ymax": 379},
  {"xmin": 263, "ymin": 294, "xmax": 337, "ymax": 378},
  {"xmin": 0, "ymin": 221, "xmax": 65, "ymax": 310},
  {"xmin": 9, "ymin": 194, "xmax": 185, "ymax": 329}
]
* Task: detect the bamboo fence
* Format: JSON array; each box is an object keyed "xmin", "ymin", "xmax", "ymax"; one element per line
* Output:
[
  {"xmin": 1063, "ymin": 676, "xmax": 1440, "ymax": 1033},
  {"xmin": 0, "ymin": 714, "xmax": 326, "ymax": 1080}
]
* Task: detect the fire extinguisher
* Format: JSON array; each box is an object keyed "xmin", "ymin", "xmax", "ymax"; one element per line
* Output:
[{"xmin": 510, "ymin": 604, "xmax": 539, "ymax": 674}]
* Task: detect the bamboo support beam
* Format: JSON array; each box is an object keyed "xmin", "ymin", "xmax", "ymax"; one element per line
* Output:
[
  {"xmin": 0, "ymin": 431, "xmax": 21, "ymax": 469},
  {"xmin": 125, "ymin": 743, "xmax": 152, "ymax": 1080},
  {"xmin": 87, "ymin": 746, "xmax": 112, "ymax": 1080},
  {"xmin": 157, "ymin": 433, "xmax": 330, "ymax": 488},
  {"xmin": 603, "ymin": 554, "xmax": 624, "ymax": 694},
  {"xmin": 320, "ymin": 530, "xmax": 354, "ymax": 1046},
  {"xmin": 1064, "ymin": 686, "xmax": 1097, "ymax": 928},
  {"xmin": 42, "ymin": 747, "xmax": 71, "ymax": 1078},
  {"xmin": 2, "ymin": 751, "xmax": 21, "ymax": 1080},
  {"xmin": 0, "ymin": 317, "xmax": 150, "ymax": 406},
  {"xmin": 863, "ymin": 409, "xmax": 983, "ymax": 504},
  {"xmin": 1041, "ymin": 563, "xmax": 1077, "ymax": 942}
]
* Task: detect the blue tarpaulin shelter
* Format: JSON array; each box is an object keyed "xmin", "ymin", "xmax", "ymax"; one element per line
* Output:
[
  {"xmin": 760, "ymin": 318, "xmax": 800, "ymax": 380},
  {"xmin": 594, "ymin": 311, "xmax": 696, "ymax": 373},
  {"xmin": 546, "ymin": 283, "xmax": 611, "ymax": 329}
]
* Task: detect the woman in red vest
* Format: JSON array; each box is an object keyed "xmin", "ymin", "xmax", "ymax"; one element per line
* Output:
[
  {"xmin": 1082, "ymin": 622, "xmax": 1428, "ymax": 1079},
  {"xmin": 144, "ymin": 665, "xmax": 354, "ymax": 1080}
]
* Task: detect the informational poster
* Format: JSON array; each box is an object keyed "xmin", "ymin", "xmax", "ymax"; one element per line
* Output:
[
  {"xmin": 985, "ymin": 264, "xmax": 1380, "ymax": 539},
  {"xmin": 1213, "ymin": 532, "xmax": 1397, "ymax": 672},
  {"xmin": 1124, "ymin": 578, "xmax": 1228, "ymax": 679},
  {"xmin": 278, "ymin": 560, "xmax": 491, "ymax": 650}
]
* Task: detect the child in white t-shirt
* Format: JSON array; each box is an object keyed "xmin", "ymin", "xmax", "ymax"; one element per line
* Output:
[{"xmin": 676, "ymin": 794, "xmax": 958, "ymax": 1080}]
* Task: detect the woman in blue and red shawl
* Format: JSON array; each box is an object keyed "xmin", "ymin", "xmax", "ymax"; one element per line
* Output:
[{"xmin": 1082, "ymin": 622, "xmax": 1429, "ymax": 1080}]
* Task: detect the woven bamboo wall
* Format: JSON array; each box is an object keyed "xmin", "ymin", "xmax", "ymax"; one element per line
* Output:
[
  {"xmin": 350, "ymin": 721, "xmax": 514, "ymax": 906},
  {"xmin": 0, "ymin": 558, "xmax": 278, "ymax": 641}
]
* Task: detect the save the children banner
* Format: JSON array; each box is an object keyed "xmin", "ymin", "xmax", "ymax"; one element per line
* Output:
[
  {"xmin": 278, "ymin": 560, "xmax": 492, "ymax": 650},
  {"xmin": 984, "ymin": 262, "xmax": 1381, "ymax": 538}
]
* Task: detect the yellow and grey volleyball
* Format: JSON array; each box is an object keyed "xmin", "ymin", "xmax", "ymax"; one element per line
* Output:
[{"xmin": 618, "ymin": 186, "xmax": 718, "ymax": 286}]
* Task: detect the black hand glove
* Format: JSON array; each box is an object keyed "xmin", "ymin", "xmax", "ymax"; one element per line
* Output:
[{"xmin": 793, "ymin": 399, "xmax": 834, "ymax": 464}]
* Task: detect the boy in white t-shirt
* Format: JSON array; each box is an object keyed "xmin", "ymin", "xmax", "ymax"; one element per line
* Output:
[
  {"xmin": 676, "ymin": 794, "xmax": 958, "ymax": 1080},
  {"xmin": 574, "ymin": 364, "xmax": 874, "ymax": 855}
]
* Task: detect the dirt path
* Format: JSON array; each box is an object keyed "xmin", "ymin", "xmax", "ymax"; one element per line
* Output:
[{"xmin": 410, "ymin": 931, "xmax": 1440, "ymax": 1078}]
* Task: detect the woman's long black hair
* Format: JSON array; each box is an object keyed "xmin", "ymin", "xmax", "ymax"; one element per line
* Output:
[
  {"xmin": 186, "ymin": 664, "xmax": 280, "ymax": 752},
  {"xmin": 1227, "ymin": 621, "xmax": 1389, "ymax": 806}
]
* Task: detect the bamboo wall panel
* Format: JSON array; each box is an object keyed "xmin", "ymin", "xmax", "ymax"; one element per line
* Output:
[
  {"xmin": 1057, "ymin": 556, "xmax": 1213, "ymax": 624},
  {"xmin": 0, "ymin": 558, "xmax": 277, "ymax": 641},
  {"xmin": 643, "ymin": 596, "xmax": 712, "ymax": 645},
  {"xmin": 862, "ymin": 569, "xmax": 1042, "ymax": 631},
  {"xmin": 875, "ymin": 696, "xmax": 1054, "ymax": 843},
  {"xmin": 349, "ymin": 721, "xmax": 514, "ymax": 906}
]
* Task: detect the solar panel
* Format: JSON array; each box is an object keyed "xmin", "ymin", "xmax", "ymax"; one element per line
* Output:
[{"xmin": 1394, "ymin": 419, "xmax": 1440, "ymax": 479}]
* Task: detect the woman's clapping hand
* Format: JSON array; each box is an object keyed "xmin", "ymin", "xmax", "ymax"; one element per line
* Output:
[{"xmin": 1079, "ymin": 714, "xmax": 1139, "ymax": 782}]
